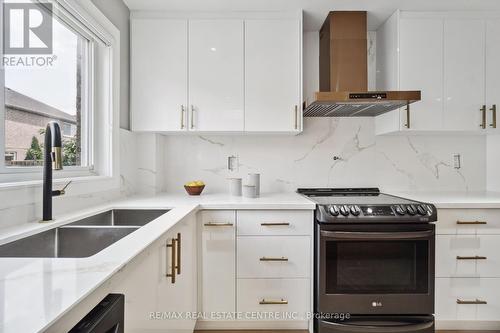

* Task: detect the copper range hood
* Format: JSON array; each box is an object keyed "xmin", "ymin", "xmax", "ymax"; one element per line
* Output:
[{"xmin": 304, "ymin": 11, "xmax": 420, "ymax": 117}]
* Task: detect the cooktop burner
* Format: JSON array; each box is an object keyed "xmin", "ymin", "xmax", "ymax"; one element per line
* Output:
[{"xmin": 297, "ymin": 188, "xmax": 437, "ymax": 224}]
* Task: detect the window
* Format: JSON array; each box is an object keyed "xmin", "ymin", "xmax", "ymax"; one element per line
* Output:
[
  {"xmin": 2, "ymin": 0, "xmax": 91, "ymax": 170},
  {"xmin": 0, "ymin": 0, "xmax": 118, "ymax": 185}
]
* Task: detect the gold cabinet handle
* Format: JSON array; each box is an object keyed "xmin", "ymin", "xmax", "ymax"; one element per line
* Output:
[
  {"xmin": 294, "ymin": 105, "xmax": 299, "ymax": 130},
  {"xmin": 260, "ymin": 256, "xmax": 288, "ymax": 262},
  {"xmin": 490, "ymin": 104, "xmax": 497, "ymax": 128},
  {"xmin": 456, "ymin": 256, "xmax": 487, "ymax": 260},
  {"xmin": 456, "ymin": 220, "xmax": 487, "ymax": 225},
  {"xmin": 180, "ymin": 105, "xmax": 185, "ymax": 129},
  {"xmin": 457, "ymin": 299, "xmax": 487, "ymax": 305},
  {"xmin": 404, "ymin": 102, "xmax": 411, "ymax": 128},
  {"xmin": 176, "ymin": 233, "xmax": 181, "ymax": 275},
  {"xmin": 480, "ymin": 105, "xmax": 487, "ymax": 129},
  {"xmin": 166, "ymin": 238, "xmax": 177, "ymax": 283},
  {"xmin": 190, "ymin": 105, "xmax": 195, "ymax": 129},
  {"xmin": 261, "ymin": 222, "xmax": 290, "ymax": 226},
  {"xmin": 204, "ymin": 222, "xmax": 234, "ymax": 227},
  {"xmin": 259, "ymin": 298, "xmax": 288, "ymax": 305}
]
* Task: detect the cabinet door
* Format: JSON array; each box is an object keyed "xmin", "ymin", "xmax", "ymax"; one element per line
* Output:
[
  {"xmin": 131, "ymin": 19, "xmax": 188, "ymax": 132},
  {"xmin": 188, "ymin": 20, "xmax": 244, "ymax": 131},
  {"xmin": 113, "ymin": 217, "xmax": 196, "ymax": 332},
  {"xmin": 200, "ymin": 211, "xmax": 236, "ymax": 316},
  {"xmin": 244, "ymin": 19, "xmax": 301, "ymax": 132},
  {"xmin": 486, "ymin": 19, "xmax": 500, "ymax": 132},
  {"xmin": 443, "ymin": 19, "xmax": 485, "ymax": 131},
  {"xmin": 399, "ymin": 18, "xmax": 444, "ymax": 130}
]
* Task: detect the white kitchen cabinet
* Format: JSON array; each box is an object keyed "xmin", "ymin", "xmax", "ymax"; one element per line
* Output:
[
  {"xmin": 244, "ymin": 19, "xmax": 301, "ymax": 132},
  {"xmin": 188, "ymin": 20, "xmax": 244, "ymax": 131},
  {"xmin": 443, "ymin": 19, "xmax": 485, "ymax": 131},
  {"xmin": 112, "ymin": 214, "xmax": 197, "ymax": 332},
  {"xmin": 486, "ymin": 19, "xmax": 500, "ymax": 132},
  {"xmin": 375, "ymin": 11, "xmax": 500, "ymax": 135},
  {"xmin": 399, "ymin": 17, "xmax": 444, "ymax": 130},
  {"xmin": 237, "ymin": 236, "xmax": 310, "ymax": 278},
  {"xmin": 436, "ymin": 277, "xmax": 500, "ymax": 322},
  {"xmin": 436, "ymin": 235, "xmax": 500, "ymax": 278},
  {"xmin": 198, "ymin": 209, "xmax": 312, "ymax": 330},
  {"xmin": 130, "ymin": 13, "xmax": 302, "ymax": 134},
  {"xmin": 237, "ymin": 278, "xmax": 310, "ymax": 321},
  {"xmin": 131, "ymin": 19, "xmax": 188, "ymax": 132},
  {"xmin": 199, "ymin": 210, "xmax": 236, "ymax": 317}
]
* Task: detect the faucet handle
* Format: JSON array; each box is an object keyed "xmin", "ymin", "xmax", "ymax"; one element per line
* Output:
[{"xmin": 52, "ymin": 180, "xmax": 72, "ymax": 196}]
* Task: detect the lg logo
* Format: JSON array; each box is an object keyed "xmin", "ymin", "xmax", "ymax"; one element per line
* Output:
[
  {"xmin": 4, "ymin": 3, "xmax": 53, "ymax": 54},
  {"xmin": 371, "ymin": 301, "xmax": 383, "ymax": 307}
]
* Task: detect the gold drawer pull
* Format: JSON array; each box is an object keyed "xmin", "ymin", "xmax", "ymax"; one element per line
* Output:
[
  {"xmin": 261, "ymin": 222, "xmax": 290, "ymax": 226},
  {"xmin": 457, "ymin": 299, "xmax": 487, "ymax": 305},
  {"xmin": 259, "ymin": 298, "xmax": 288, "ymax": 305},
  {"xmin": 204, "ymin": 222, "xmax": 234, "ymax": 227},
  {"xmin": 260, "ymin": 256, "xmax": 288, "ymax": 262},
  {"xmin": 456, "ymin": 220, "xmax": 487, "ymax": 225},
  {"xmin": 457, "ymin": 256, "xmax": 487, "ymax": 260},
  {"xmin": 166, "ymin": 238, "xmax": 177, "ymax": 283},
  {"xmin": 176, "ymin": 233, "xmax": 181, "ymax": 275}
]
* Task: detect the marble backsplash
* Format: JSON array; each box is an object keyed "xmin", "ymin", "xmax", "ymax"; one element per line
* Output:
[{"xmin": 162, "ymin": 118, "xmax": 486, "ymax": 194}]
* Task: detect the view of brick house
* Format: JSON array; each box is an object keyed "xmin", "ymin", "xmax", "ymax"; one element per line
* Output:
[{"xmin": 4, "ymin": 87, "xmax": 77, "ymax": 166}]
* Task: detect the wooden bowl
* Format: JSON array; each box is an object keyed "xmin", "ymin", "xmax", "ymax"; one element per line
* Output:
[{"xmin": 184, "ymin": 185, "xmax": 205, "ymax": 196}]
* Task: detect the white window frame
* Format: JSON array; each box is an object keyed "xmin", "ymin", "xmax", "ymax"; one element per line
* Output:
[{"xmin": 0, "ymin": 0, "xmax": 120, "ymax": 190}]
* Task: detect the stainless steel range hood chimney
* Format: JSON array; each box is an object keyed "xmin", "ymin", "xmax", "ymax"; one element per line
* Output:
[{"xmin": 303, "ymin": 11, "xmax": 420, "ymax": 117}]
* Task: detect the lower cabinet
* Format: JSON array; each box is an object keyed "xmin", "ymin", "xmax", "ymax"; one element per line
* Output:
[
  {"xmin": 237, "ymin": 278, "xmax": 310, "ymax": 320},
  {"xmin": 436, "ymin": 277, "xmax": 500, "ymax": 321},
  {"xmin": 111, "ymin": 214, "xmax": 197, "ymax": 332},
  {"xmin": 436, "ymin": 208, "xmax": 500, "ymax": 330},
  {"xmin": 198, "ymin": 209, "xmax": 313, "ymax": 329}
]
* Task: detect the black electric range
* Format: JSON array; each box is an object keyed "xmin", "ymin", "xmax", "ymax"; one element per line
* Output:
[
  {"xmin": 298, "ymin": 188, "xmax": 436, "ymax": 333},
  {"xmin": 298, "ymin": 187, "xmax": 437, "ymax": 224}
]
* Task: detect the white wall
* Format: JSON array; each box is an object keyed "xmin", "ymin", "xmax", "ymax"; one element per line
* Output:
[
  {"xmin": 90, "ymin": 0, "xmax": 130, "ymax": 130},
  {"xmin": 160, "ymin": 31, "xmax": 487, "ymax": 194}
]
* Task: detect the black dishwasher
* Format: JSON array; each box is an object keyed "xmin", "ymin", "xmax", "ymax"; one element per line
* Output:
[{"xmin": 69, "ymin": 294, "xmax": 124, "ymax": 333}]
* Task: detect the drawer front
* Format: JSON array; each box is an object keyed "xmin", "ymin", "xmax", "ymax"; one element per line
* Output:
[
  {"xmin": 436, "ymin": 277, "xmax": 500, "ymax": 321},
  {"xmin": 237, "ymin": 236, "xmax": 310, "ymax": 278},
  {"xmin": 237, "ymin": 278, "xmax": 310, "ymax": 320},
  {"xmin": 237, "ymin": 210, "xmax": 312, "ymax": 236},
  {"xmin": 436, "ymin": 235, "xmax": 500, "ymax": 277},
  {"xmin": 437, "ymin": 209, "xmax": 500, "ymax": 235}
]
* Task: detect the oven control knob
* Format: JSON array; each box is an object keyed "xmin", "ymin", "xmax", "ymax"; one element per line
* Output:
[
  {"xmin": 417, "ymin": 205, "xmax": 427, "ymax": 216},
  {"xmin": 350, "ymin": 205, "xmax": 361, "ymax": 216},
  {"xmin": 339, "ymin": 205, "xmax": 350, "ymax": 216},
  {"xmin": 395, "ymin": 205, "xmax": 406, "ymax": 215},
  {"xmin": 406, "ymin": 205, "xmax": 417, "ymax": 215},
  {"xmin": 328, "ymin": 205, "xmax": 340, "ymax": 216}
]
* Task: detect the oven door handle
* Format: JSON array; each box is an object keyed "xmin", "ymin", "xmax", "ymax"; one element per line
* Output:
[
  {"xmin": 320, "ymin": 230, "xmax": 434, "ymax": 240},
  {"xmin": 320, "ymin": 319, "xmax": 434, "ymax": 332}
]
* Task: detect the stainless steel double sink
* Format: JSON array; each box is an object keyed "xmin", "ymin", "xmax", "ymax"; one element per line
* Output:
[{"xmin": 0, "ymin": 209, "xmax": 168, "ymax": 258}]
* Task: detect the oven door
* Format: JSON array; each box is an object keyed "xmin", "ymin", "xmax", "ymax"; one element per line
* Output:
[{"xmin": 317, "ymin": 223, "xmax": 435, "ymax": 315}]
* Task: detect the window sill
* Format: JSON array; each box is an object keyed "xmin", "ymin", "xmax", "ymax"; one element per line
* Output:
[{"xmin": 0, "ymin": 174, "xmax": 118, "ymax": 191}]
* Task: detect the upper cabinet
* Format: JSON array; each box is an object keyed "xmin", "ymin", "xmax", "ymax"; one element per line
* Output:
[
  {"xmin": 130, "ymin": 13, "xmax": 302, "ymax": 134},
  {"xmin": 189, "ymin": 20, "xmax": 244, "ymax": 131},
  {"xmin": 244, "ymin": 19, "xmax": 302, "ymax": 132},
  {"xmin": 131, "ymin": 19, "xmax": 188, "ymax": 132},
  {"xmin": 376, "ymin": 11, "xmax": 500, "ymax": 135}
]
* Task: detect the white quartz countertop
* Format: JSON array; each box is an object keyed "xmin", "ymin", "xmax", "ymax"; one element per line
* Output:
[
  {"xmin": 391, "ymin": 191, "xmax": 500, "ymax": 209},
  {"xmin": 0, "ymin": 192, "xmax": 314, "ymax": 333}
]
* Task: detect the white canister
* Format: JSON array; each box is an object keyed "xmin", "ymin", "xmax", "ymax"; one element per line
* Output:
[
  {"xmin": 248, "ymin": 173, "xmax": 261, "ymax": 196},
  {"xmin": 228, "ymin": 178, "xmax": 242, "ymax": 196},
  {"xmin": 242, "ymin": 185, "xmax": 257, "ymax": 198}
]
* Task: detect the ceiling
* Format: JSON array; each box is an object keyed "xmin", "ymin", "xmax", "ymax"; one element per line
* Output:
[{"xmin": 123, "ymin": 0, "xmax": 500, "ymax": 31}]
